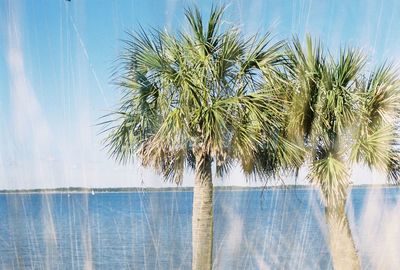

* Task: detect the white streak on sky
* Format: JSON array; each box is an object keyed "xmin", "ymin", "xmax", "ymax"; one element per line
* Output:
[
  {"xmin": 5, "ymin": 0, "xmax": 54, "ymax": 189},
  {"xmin": 69, "ymin": 14, "xmax": 109, "ymax": 107}
]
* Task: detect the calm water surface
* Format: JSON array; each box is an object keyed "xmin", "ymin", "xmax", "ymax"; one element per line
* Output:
[{"xmin": 0, "ymin": 187, "xmax": 399, "ymax": 269}]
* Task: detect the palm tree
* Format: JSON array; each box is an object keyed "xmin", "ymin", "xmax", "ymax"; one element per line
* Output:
[
  {"xmin": 284, "ymin": 35, "xmax": 400, "ymax": 269},
  {"xmin": 101, "ymin": 6, "xmax": 301, "ymax": 270}
]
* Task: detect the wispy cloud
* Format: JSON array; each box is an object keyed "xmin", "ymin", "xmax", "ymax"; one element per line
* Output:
[{"xmin": 5, "ymin": 0, "xmax": 54, "ymax": 188}]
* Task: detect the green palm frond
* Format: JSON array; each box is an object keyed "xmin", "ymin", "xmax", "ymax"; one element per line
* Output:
[
  {"xmin": 387, "ymin": 149, "xmax": 400, "ymax": 184},
  {"xmin": 250, "ymin": 136, "xmax": 305, "ymax": 180},
  {"xmin": 315, "ymin": 48, "xmax": 365, "ymax": 136},
  {"xmin": 361, "ymin": 63, "xmax": 400, "ymax": 128},
  {"xmin": 350, "ymin": 125, "xmax": 394, "ymax": 169},
  {"xmin": 334, "ymin": 47, "xmax": 365, "ymax": 88},
  {"xmin": 285, "ymin": 35, "xmax": 325, "ymax": 142},
  {"xmin": 308, "ymin": 152, "xmax": 350, "ymax": 206},
  {"xmin": 350, "ymin": 63, "xmax": 400, "ymax": 176}
]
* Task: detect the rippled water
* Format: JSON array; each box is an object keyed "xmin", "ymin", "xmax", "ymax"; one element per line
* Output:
[{"xmin": 0, "ymin": 187, "xmax": 399, "ymax": 269}]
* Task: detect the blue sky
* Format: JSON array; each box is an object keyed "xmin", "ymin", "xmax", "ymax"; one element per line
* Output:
[{"xmin": 1, "ymin": 0, "xmax": 400, "ymax": 189}]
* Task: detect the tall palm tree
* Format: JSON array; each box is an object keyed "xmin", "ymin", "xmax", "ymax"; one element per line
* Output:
[
  {"xmin": 101, "ymin": 6, "xmax": 301, "ymax": 270},
  {"xmin": 284, "ymin": 35, "xmax": 400, "ymax": 269}
]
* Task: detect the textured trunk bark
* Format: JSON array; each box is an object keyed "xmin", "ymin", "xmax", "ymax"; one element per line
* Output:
[
  {"xmin": 192, "ymin": 153, "xmax": 213, "ymax": 270},
  {"xmin": 325, "ymin": 200, "xmax": 360, "ymax": 270}
]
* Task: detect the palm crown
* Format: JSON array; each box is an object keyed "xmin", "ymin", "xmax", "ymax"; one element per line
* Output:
[
  {"xmin": 102, "ymin": 6, "xmax": 302, "ymax": 184},
  {"xmin": 284, "ymin": 36, "xmax": 400, "ymax": 206}
]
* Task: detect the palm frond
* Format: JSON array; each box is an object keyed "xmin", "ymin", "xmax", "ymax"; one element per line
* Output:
[
  {"xmin": 350, "ymin": 125, "xmax": 394, "ymax": 169},
  {"xmin": 387, "ymin": 149, "xmax": 400, "ymax": 184},
  {"xmin": 308, "ymin": 152, "xmax": 350, "ymax": 207},
  {"xmin": 361, "ymin": 63, "xmax": 400, "ymax": 128},
  {"xmin": 285, "ymin": 35, "xmax": 325, "ymax": 142}
]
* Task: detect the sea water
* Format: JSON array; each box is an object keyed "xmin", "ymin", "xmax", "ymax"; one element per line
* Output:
[{"xmin": 0, "ymin": 187, "xmax": 399, "ymax": 269}]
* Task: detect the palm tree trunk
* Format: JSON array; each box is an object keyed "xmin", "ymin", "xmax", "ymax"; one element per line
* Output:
[
  {"xmin": 325, "ymin": 199, "xmax": 360, "ymax": 270},
  {"xmin": 192, "ymin": 153, "xmax": 213, "ymax": 270}
]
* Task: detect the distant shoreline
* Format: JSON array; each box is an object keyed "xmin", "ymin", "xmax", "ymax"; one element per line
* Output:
[{"xmin": 0, "ymin": 184, "xmax": 398, "ymax": 194}]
